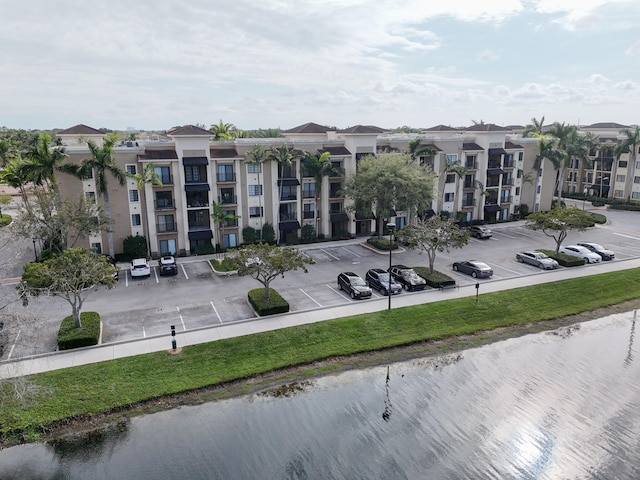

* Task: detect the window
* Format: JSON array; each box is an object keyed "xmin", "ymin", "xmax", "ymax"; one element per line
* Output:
[
  {"xmin": 616, "ymin": 175, "xmax": 626, "ymax": 182},
  {"xmin": 632, "ymin": 192, "xmax": 640, "ymax": 200},
  {"xmin": 445, "ymin": 173, "xmax": 455, "ymax": 183},
  {"xmin": 249, "ymin": 207, "xmax": 263, "ymax": 218},
  {"xmin": 518, "ymin": 152, "xmax": 524, "ymax": 161},
  {"xmin": 587, "ymin": 172, "xmax": 593, "ymax": 183},
  {"xmin": 446, "ymin": 154, "xmax": 458, "ymax": 165},
  {"xmin": 614, "ymin": 190, "xmax": 624, "ymax": 198},
  {"xmin": 126, "ymin": 165, "xmax": 137, "ymax": 175},
  {"xmin": 517, "ymin": 169, "xmax": 523, "ymax": 178},
  {"xmin": 90, "ymin": 242, "xmax": 102, "ymax": 254},
  {"xmin": 444, "ymin": 193, "xmax": 454, "ymax": 202},
  {"xmin": 249, "ymin": 185, "xmax": 263, "ymax": 196},
  {"xmin": 515, "ymin": 187, "xmax": 520, "ymax": 196},
  {"xmin": 132, "ymin": 214, "xmax": 141, "ymax": 226},
  {"xmin": 247, "ymin": 163, "xmax": 262, "ymax": 174},
  {"xmin": 634, "ymin": 176, "xmax": 640, "ymax": 184},
  {"xmin": 185, "ymin": 165, "xmax": 204, "ymax": 183},
  {"xmin": 395, "ymin": 217, "xmax": 406, "ymax": 230},
  {"xmin": 223, "ymin": 233, "xmax": 237, "ymax": 249},
  {"xmin": 303, "ymin": 203, "xmax": 314, "ymax": 219},
  {"xmin": 154, "ymin": 166, "xmax": 171, "ymax": 184},
  {"xmin": 637, "ymin": 161, "xmax": 640, "ymax": 169},
  {"xmin": 465, "ymin": 155, "xmax": 476, "ymax": 169},
  {"xmin": 82, "ymin": 168, "xmax": 93, "ymax": 180},
  {"xmin": 129, "ymin": 189, "xmax": 139, "ymax": 202},
  {"xmin": 156, "ymin": 191, "xmax": 173, "ymax": 208},
  {"xmin": 160, "ymin": 239, "xmax": 176, "ymax": 256},
  {"xmin": 85, "ymin": 191, "xmax": 95, "ymax": 201},
  {"xmin": 619, "ymin": 160, "xmax": 628, "ymax": 168},
  {"xmin": 303, "ymin": 182, "xmax": 316, "ymax": 198},
  {"xmin": 157, "ymin": 214, "xmax": 175, "ymax": 232},
  {"xmin": 217, "ymin": 164, "xmax": 235, "ymax": 182}
]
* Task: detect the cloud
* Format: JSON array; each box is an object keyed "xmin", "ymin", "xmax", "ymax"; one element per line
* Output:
[{"xmin": 477, "ymin": 50, "xmax": 500, "ymax": 62}]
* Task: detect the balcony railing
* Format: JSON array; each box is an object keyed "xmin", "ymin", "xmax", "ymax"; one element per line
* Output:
[
  {"xmin": 222, "ymin": 219, "xmax": 238, "ymax": 228},
  {"xmin": 487, "ymin": 163, "xmax": 501, "ymax": 169},
  {"xmin": 157, "ymin": 223, "xmax": 177, "ymax": 233},
  {"xmin": 465, "ymin": 161, "xmax": 477, "ymax": 170},
  {"xmin": 279, "ymin": 212, "xmax": 298, "ymax": 221},
  {"xmin": 280, "ymin": 194, "xmax": 297, "ymax": 201},
  {"xmin": 303, "ymin": 211, "xmax": 315, "ymax": 219},
  {"xmin": 486, "ymin": 181, "xmax": 500, "ymax": 188},
  {"xmin": 503, "ymin": 160, "xmax": 515, "ymax": 168},
  {"xmin": 154, "ymin": 199, "xmax": 175, "ymax": 210},
  {"xmin": 216, "ymin": 173, "xmax": 236, "ymax": 183},
  {"xmin": 154, "ymin": 176, "xmax": 172, "ymax": 186},
  {"xmin": 462, "ymin": 199, "xmax": 476, "ymax": 207},
  {"xmin": 303, "ymin": 191, "xmax": 316, "ymax": 199},
  {"xmin": 218, "ymin": 195, "xmax": 237, "ymax": 204},
  {"xmin": 463, "ymin": 182, "xmax": 476, "ymax": 189},
  {"xmin": 188, "ymin": 223, "xmax": 210, "ymax": 231},
  {"xmin": 329, "ymin": 190, "xmax": 341, "ymax": 198},
  {"xmin": 500, "ymin": 195, "xmax": 513, "ymax": 203},
  {"xmin": 502, "ymin": 179, "xmax": 514, "ymax": 186}
]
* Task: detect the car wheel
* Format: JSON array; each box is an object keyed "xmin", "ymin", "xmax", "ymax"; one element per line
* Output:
[
  {"xmin": 471, "ymin": 271, "xmax": 477, "ymax": 278},
  {"xmin": 404, "ymin": 284, "xmax": 410, "ymax": 291},
  {"xmin": 338, "ymin": 283, "xmax": 342, "ymax": 290},
  {"xmin": 350, "ymin": 291, "xmax": 355, "ymax": 299},
  {"xmin": 517, "ymin": 256, "xmax": 523, "ymax": 263},
  {"xmin": 453, "ymin": 265, "xmax": 458, "ymax": 271}
]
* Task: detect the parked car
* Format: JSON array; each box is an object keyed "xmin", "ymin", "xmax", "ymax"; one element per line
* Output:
[
  {"xmin": 103, "ymin": 255, "xmax": 119, "ymax": 280},
  {"xmin": 515, "ymin": 251, "xmax": 559, "ymax": 270},
  {"xmin": 337, "ymin": 272, "xmax": 372, "ymax": 299},
  {"xmin": 558, "ymin": 245, "xmax": 601, "ymax": 264},
  {"xmin": 158, "ymin": 255, "xmax": 178, "ymax": 276},
  {"xmin": 469, "ymin": 225, "xmax": 492, "ymax": 239},
  {"xmin": 577, "ymin": 242, "xmax": 615, "ymax": 261},
  {"xmin": 130, "ymin": 258, "xmax": 151, "ymax": 277},
  {"xmin": 388, "ymin": 265, "xmax": 427, "ymax": 291},
  {"xmin": 452, "ymin": 260, "xmax": 493, "ymax": 278},
  {"xmin": 365, "ymin": 268, "xmax": 402, "ymax": 296}
]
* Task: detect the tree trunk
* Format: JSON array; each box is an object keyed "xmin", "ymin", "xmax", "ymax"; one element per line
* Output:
[{"xmin": 103, "ymin": 190, "xmax": 116, "ymax": 257}]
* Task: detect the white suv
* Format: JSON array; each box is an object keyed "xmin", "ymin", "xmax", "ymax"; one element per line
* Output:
[{"xmin": 130, "ymin": 258, "xmax": 151, "ymax": 277}]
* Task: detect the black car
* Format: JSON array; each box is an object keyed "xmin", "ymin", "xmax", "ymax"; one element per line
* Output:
[
  {"xmin": 452, "ymin": 260, "xmax": 493, "ymax": 278},
  {"xmin": 577, "ymin": 242, "xmax": 615, "ymax": 261},
  {"xmin": 388, "ymin": 265, "xmax": 427, "ymax": 291},
  {"xmin": 337, "ymin": 272, "xmax": 372, "ymax": 299},
  {"xmin": 365, "ymin": 268, "xmax": 402, "ymax": 296},
  {"xmin": 158, "ymin": 256, "xmax": 178, "ymax": 276}
]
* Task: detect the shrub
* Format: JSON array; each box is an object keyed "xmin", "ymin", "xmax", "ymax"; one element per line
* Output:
[
  {"xmin": 367, "ymin": 236, "xmax": 398, "ymax": 251},
  {"xmin": 248, "ymin": 288, "xmax": 289, "ymax": 316},
  {"xmin": 195, "ymin": 244, "xmax": 216, "ymax": 255},
  {"xmin": 210, "ymin": 257, "xmax": 238, "ymax": 272},
  {"xmin": 301, "ymin": 224, "xmax": 316, "ymax": 243},
  {"xmin": 57, "ymin": 312, "xmax": 101, "ymax": 350},
  {"xmin": 537, "ymin": 249, "xmax": 585, "ymax": 267},
  {"xmin": 0, "ymin": 214, "xmax": 12, "ymax": 227},
  {"xmin": 242, "ymin": 226, "xmax": 258, "ymax": 244},
  {"xmin": 262, "ymin": 222, "xmax": 276, "ymax": 243},
  {"xmin": 413, "ymin": 267, "xmax": 455, "ymax": 288},
  {"xmin": 590, "ymin": 213, "xmax": 607, "ymax": 224},
  {"xmin": 122, "ymin": 235, "xmax": 147, "ymax": 260},
  {"xmin": 285, "ymin": 233, "xmax": 299, "ymax": 245}
]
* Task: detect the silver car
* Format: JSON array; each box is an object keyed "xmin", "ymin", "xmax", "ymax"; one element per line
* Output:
[
  {"xmin": 559, "ymin": 245, "xmax": 602, "ymax": 264},
  {"xmin": 516, "ymin": 251, "xmax": 559, "ymax": 270}
]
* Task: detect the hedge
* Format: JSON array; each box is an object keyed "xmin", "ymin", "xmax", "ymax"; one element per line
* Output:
[
  {"xmin": 537, "ymin": 249, "xmax": 585, "ymax": 267},
  {"xmin": 413, "ymin": 267, "xmax": 455, "ymax": 288},
  {"xmin": 248, "ymin": 288, "xmax": 290, "ymax": 316},
  {"xmin": 57, "ymin": 312, "xmax": 101, "ymax": 350}
]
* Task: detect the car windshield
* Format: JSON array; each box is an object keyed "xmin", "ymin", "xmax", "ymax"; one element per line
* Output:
[
  {"xmin": 473, "ymin": 262, "xmax": 490, "ymax": 269},
  {"xmin": 589, "ymin": 243, "xmax": 604, "ymax": 250},
  {"xmin": 351, "ymin": 277, "xmax": 366, "ymax": 286},
  {"xmin": 377, "ymin": 273, "xmax": 390, "ymax": 282},
  {"xmin": 534, "ymin": 252, "xmax": 548, "ymax": 259}
]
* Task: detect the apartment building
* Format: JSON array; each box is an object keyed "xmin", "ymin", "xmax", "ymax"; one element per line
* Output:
[{"xmin": 55, "ymin": 122, "xmax": 555, "ymax": 257}]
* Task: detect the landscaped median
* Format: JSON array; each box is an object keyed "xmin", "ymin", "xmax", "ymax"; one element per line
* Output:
[{"xmin": 2, "ymin": 267, "xmax": 640, "ymax": 446}]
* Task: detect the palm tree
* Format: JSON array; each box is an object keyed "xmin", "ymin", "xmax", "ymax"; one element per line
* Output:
[
  {"xmin": 546, "ymin": 122, "xmax": 579, "ymax": 201},
  {"xmin": 130, "ymin": 162, "xmax": 163, "ymax": 256},
  {"xmin": 209, "ymin": 120, "xmax": 237, "ymax": 140},
  {"xmin": 0, "ymin": 156, "xmax": 31, "ymax": 205},
  {"xmin": 522, "ymin": 116, "xmax": 546, "ymax": 138},
  {"xmin": 244, "ymin": 145, "xmax": 269, "ymax": 240},
  {"xmin": 211, "ymin": 202, "xmax": 240, "ymax": 251},
  {"xmin": 532, "ymin": 136, "xmax": 561, "ymax": 210},
  {"xmin": 80, "ymin": 135, "xmax": 127, "ymax": 257},
  {"xmin": 615, "ymin": 126, "xmax": 640, "ymax": 202},
  {"xmin": 22, "ymin": 133, "xmax": 77, "ymax": 200},
  {"xmin": 301, "ymin": 151, "xmax": 343, "ymax": 236},
  {"xmin": 268, "ymin": 144, "xmax": 303, "ymax": 242},
  {"xmin": 407, "ymin": 139, "xmax": 437, "ymax": 163}
]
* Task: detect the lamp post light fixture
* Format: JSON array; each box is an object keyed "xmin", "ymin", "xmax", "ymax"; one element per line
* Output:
[
  {"xmin": 582, "ymin": 187, "xmax": 588, "ymax": 210},
  {"xmin": 386, "ymin": 222, "xmax": 396, "ymax": 311}
]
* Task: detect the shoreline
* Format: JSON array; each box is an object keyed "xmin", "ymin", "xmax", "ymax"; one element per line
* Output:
[{"xmin": 15, "ymin": 298, "xmax": 640, "ymax": 449}]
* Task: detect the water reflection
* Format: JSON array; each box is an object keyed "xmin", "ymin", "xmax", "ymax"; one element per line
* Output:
[
  {"xmin": 1, "ymin": 313, "xmax": 640, "ymax": 479},
  {"xmin": 625, "ymin": 317, "xmax": 636, "ymax": 366}
]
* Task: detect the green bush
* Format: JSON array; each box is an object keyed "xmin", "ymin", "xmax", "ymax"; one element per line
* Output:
[
  {"xmin": 285, "ymin": 233, "xmax": 299, "ymax": 245},
  {"xmin": 195, "ymin": 244, "xmax": 216, "ymax": 255},
  {"xmin": 262, "ymin": 222, "xmax": 276, "ymax": 243},
  {"xmin": 300, "ymin": 224, "xmax": 316, "ymax": 243},
  {"xmin": 609, "ymin": 203, "xmax": 640, "ymax": 211},
  {"xmin": 538, "ymin": 249, "xmax": 585, "ymax": 267},
  {"xmin": 248, "ymin": 288, "xmax": 290, "ymax": 316},
  {"xmin": 590, "ymin": 212, "xmax": 607, "ymax": 224},
  {"xmin": 57, "ymin": 312, "xmax": 101, "ymax": 350},
  {"xmin": 210, "ymin": 256, "xmax": 238, "ymax": 272},
  {"xmin": 242, "ymin": 226, "xmax": 258, "ymax": 244},
  {"xmin": 122, "ymin": 235, "xmax": 147, "ymax": 260},
  {"xmin": 413, "ymin": 267, "xmax": 455, "ymax": 288},
  {"xmin": 0, "ymin": 214, "xmax": 12, "ymax": 227},
  {"xmin": 367, "ymin": 236, "xmax": 398, "ymax": 251}
]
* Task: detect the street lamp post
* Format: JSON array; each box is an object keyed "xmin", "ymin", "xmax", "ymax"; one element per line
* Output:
[
  {"xmin": 31, "ymin": 237, "xmax": 37, "ymax": 262},
  {"xmin": 386, "ymin": 222, "xmax": 396, "ymax": 311},
  {"xmin": 582, "ymin": 187, "xmax": 588, "ymax": 210}
]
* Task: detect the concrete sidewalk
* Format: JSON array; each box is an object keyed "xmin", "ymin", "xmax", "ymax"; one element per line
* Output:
[{"xmin": 2, "ymin": 256, "xmax": 639, "ymax": 380}]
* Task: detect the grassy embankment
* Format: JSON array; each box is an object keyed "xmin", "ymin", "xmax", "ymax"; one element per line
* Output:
[{"xmin": 2, "ymin": 267, "xmax": 640, "ymax": 445}]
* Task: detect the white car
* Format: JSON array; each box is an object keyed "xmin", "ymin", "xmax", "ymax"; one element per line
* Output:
[
  {"xmin": 559, "ymin": 245, "xmax": 601, "ymax": 264},
  {"xmin": 130, "ymin": 258, "xmax": 151, "ymax": 277}
]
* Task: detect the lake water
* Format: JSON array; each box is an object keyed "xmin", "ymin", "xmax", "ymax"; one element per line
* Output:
[{"xmin": 1, "ymin": 312, "xmax": 639, "ymax": 479}]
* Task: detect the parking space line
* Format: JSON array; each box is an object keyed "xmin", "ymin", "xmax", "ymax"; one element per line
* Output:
[
  {"xmin": 299, "ymin": 288, "xmax": 323, "ymax": 307},
  {"xmin": 181, "ymin": 264, "xmax": 189, "ymax": 279},
  {"xmin": 320, "ymin": 249, "xmax": 340, "ymax": 260},
  {"xmin": 7, "ymin": 329, "xmax": 20, "ymax": 359},
  {"xmin": 153, "ymin": 268, "xmax": 159, "ymax": 283},
  {"xmin": 209, "ymin": 301, "xmax": 222, "ymax": 323},
  {"xmin": 342, "ymin": 247, "xmax": 361, "ymax": 258},
  {"xmin": 142, "ymin": 326, "xmax": 146, "ymax": 338},
  {"xmin": 176, "ymin": 307, "xmax": 186, "ymax": 330},
  {"xmin": 490, "ymin": 263, "xmax": 522, "ymax": 275},
  {"xmin": 614, "ymin": 232, "xmax": 640, "ymax": 241},
  {"xmin": 327, "ymin": 284, "xmax": 353, "ymax": 301},
  {"xmin": 493, "ymin": 231, "xmax": 517, "ymax": 239}
]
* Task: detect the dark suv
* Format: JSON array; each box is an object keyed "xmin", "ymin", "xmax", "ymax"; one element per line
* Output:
[
  {"xmin": 158, "ymin": 256, "xmax": 178, "ymax": 276},
  {"xmin": 337, "ymin": 272, "xmax": 372, "ymax": 299},
  {"xmin": 388, "ymin": 265, "xmax": 427, "ymax": 291},
  {"xmin": 365, "ymin": 268, "xmax": 402, "ymax": 296}
]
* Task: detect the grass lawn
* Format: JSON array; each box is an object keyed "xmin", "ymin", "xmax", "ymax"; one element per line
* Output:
[{"xmin": 2, "ymin": 267, "xmax": 640, "ymax": 445}]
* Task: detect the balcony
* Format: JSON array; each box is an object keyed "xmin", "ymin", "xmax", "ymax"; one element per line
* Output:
[
  {"xmin": 487, "ymin": 162, "xmax": 502, "ymax": 169},
  {"xmin": 500, "ymin": 195, "xmax": 513, "ymax": 204},
  {"xmin": 154, "ymin": 199, "xmax": 175, "ymax": 210},
  {"xmin": 218, "ymin": 194, "xmax": 237, "ymax": 205},
  {"xmin": 303, "ymin": 190, "xmax": 316, "ymax": 199},
  {"xmin": 464, "ymin": 161, "xmax": 477, "ymax": 170},
  {"xmin": 303, "ymin": 211, "xmax": 315, "ymax": 219},
  {"xmin": 216, "ymin": 173, "xmax": 236, "ymax": 183},
  {"xmin": 157, "ymin": 223, "xmax": 177, "ymax": 234},
  {"xmin": 462, "ymin": 198, "xmax": 476, "ymax": 207},
  {"xmin": 154, "ymin": 175, "xmax": 172, "ymax": 186},
  {"xmin": 280, "ymin": 193, "xmax": 297, "ymax": 201},
  {"xmin": 502, "ymin": 179, "xmax": 514, "ymax": 186},
  {"xmin": 329, "ymin": 190, "xmax": 342, "ymax": 199},
  {"xmin": 187, "ymin": 223, "xmax": 211, "ymax": 232},
  {"xmin": 279, "ymin": 212, "xmax": 298, "ymax": 222},
  {"xmin": 463, "ymin": 182, "xmax": 476, "ymax": 189},
  {"xmin": 503, "ymin": 159, "xmax": 515, "ymax": 168},
  {"xmin": 222, "ymin": 219, "xmax": 238, "ymax": 228}
]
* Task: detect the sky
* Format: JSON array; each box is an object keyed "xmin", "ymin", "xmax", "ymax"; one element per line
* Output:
[{"xmin": 2, "ymin": 0, "xmax": 640, "ymax": 132}]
